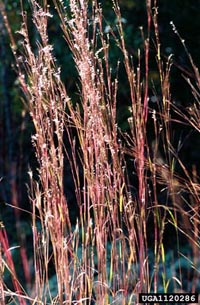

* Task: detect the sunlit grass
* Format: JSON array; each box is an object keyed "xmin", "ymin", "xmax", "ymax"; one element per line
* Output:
[{"xmin": 0, "ymin": 0, "xmax": 199, "ymax": 304}]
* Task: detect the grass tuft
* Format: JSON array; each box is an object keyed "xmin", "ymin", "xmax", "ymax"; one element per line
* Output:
[{"xmin": 1, "ymin": 0, "xmax": 199, "ymax": 303}]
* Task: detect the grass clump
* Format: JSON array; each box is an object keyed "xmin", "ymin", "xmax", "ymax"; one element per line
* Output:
[{"xmin": 0, "ymin": 0, "xmax": 199, "ymax": 304}]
